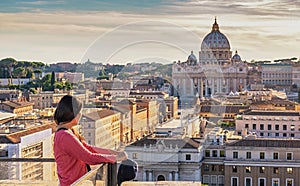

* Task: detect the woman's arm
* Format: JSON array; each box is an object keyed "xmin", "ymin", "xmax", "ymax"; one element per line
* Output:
[
  {"xmin": 82, "ymin": 141, "xmax": 119, "ymax": 155},
  {"xmin": 62, "ymin": 132, "xmax": 116, "ymax": 165}
]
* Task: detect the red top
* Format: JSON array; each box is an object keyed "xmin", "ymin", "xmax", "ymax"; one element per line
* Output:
[{"xmin": 54, "ymin": 129, "xmax": 116, "ymax": 186}]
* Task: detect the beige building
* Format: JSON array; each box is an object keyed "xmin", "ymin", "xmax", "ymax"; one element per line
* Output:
[
  {"xmin": 0, "ymin": 101, "xmax": 33, "ymax": 117},
  {"xmin": 172, "ymin": 19, "xmax": 248, "ymax": 103},
  {"xmin": 81, "ymin": 109, "xmax": 121, "ymax": 149},
  {"xmin": 224, "ymin": 138, "xmax": 300, "ymax": 186},
  {"xmin": 29, "ymin": 90, "xmax": 71, "ymax": 109},
  {"xmin": 261, "ymin": 64, "xmax": 292, "ymax": 89},
  {"xmin": 0, "ymin": 89, "xmax": 22, "ymax": 101},
  {"xmin": 236, "ymin": 110, "xmax": 300, "ymax": 138}
]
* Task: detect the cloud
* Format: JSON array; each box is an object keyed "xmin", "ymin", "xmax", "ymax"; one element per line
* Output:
[{"xmin": 18, "ymin": 0, "xmax": 65, "ymax": 5}]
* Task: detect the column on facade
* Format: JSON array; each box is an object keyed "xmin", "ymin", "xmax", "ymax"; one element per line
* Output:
[
  {"xmin": 143, "ymin": 171, "xmax": 147, "ymax": 181},
  {"xmin": 244, "ymin": 79, "xmax": 247, "ymax": 90},
  {"xmin": 217, "ymin": 78, "xmax": 221, "ymax": 93},
  {"xmin": 169, "ymin": 172, "xmax": 173, "ymax": 181},
  {"xmin": 175, "ymin": 172, "xmax": 179, "ymax": 181},
  {"xmin": 200, "ymin": 79, "xmax": 204, "ymax": 98},
  {"xmin": 149, "ymin": 171, "xmax": 153, "ymax": 181},
  {"xmin": 183, "ymin": 78, "xmax": 186, "ymax": 96},
  {"xmin": 190, "ymin": 78, "xmax": 194, "ymax": 96},
  {"xmin": 226, "ymin": 78, "xmax": 229, "ymax": 92},
  {"xmin": 211, "ymin": 78, "xmax": 215, "ymax": 95},
  {"xmin": 205, "ymin": 79, "xmax": 208, "ymax": 97},
  {"xmin": 233, "ymin": 78, "xmax": 237, "ymax": 91}
]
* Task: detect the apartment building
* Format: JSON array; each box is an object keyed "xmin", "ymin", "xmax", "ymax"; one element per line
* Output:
[
  {"xmin": 236, "ymin": 110, "xmax": 300, "ymax": 138},
  {"xmin": 81, "ymin": 109, "xmax": 121, "ymax": 149},
  {"xmin": 0, "ymin": 101, "xmax": 33, "ymax": 117},
  {"xmin": 29, "ymin": 90, "xmax": 70, "ymax": 109},
  {"xmin": 225, "ymin": 138, "xmax": 300, "ymax": 186},
  {"xmin": 0, "ymin": 123, "xmax": 56, "ymax": 180}
]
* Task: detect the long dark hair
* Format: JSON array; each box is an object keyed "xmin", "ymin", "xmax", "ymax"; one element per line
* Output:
[{"xmin": 54, "ymin": 95, "xmax": 82, "ymax": 125}]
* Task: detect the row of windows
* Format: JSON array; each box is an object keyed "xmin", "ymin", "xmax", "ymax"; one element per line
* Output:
[
  {"xmin": 231, "ymin": 177, "xmax": 293, "ymax": 186},
  {"xmin": 233, "ymin": 151, "xmax": 293, "ymax": 160},
  {"xmin": 245, "ymin": 124, "xmax": 297, "ymax": 131},
  {"xmin": 232, "ymin": 166, "xmax": 293, "ymax": 174},
  {"xmin": 262, "ymin": 73, "xmax": 292, "ymax": 78},
  {"xmin": 237, "ymin": 131, "xmax": 295, "ymax": 138},
  {"xmin": 205, "ymin": 150, "xmax": 225, "ymax": 157},
  {"xmin": 203, "ymin": 164, "xmax": 224, "ymax": 172}
]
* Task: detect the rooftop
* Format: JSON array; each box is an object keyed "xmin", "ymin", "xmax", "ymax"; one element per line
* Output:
[{"xmin": 227, "ymin": 138, "xmax": 300, "ymax": 148}]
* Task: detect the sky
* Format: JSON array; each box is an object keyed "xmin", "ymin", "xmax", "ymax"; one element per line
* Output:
[{"xmin": 0, "ymin": 0, "xmax": 299, "ymax": 64}]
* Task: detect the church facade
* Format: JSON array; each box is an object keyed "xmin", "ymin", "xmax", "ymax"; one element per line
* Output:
[{"xmin": 172, "ymin": 19, "xmax": 248, "ymax": 104}]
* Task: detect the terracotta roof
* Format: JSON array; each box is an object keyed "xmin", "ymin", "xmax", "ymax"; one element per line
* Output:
[
  {"xmin": 0, "ymin": 123, "xmax": 56, "ymax": 144},
  {"xmin": 242, "ymin": 110, "xmax": 300, "ymax": 116},
  {"xmin": 200, "ymin": 105, "xmax": 249, "ymax": 113},
  {"xmin": 83, "ymin": 109, "xmax": 119, "ymax": 121},
  {"xmin": 128, "ymin": 137, "xmax": 200, "ymax": 149},
  {"xmin": 1, "ymin": 101, "xmax": 34, "ymax": 109},
  {"xmin": 227, "ymin": 139, "xmax": 300, "ymax": 148},
  {"xmin": 130, "ymin": 91, "xmax": 167, "ymax": 96}
]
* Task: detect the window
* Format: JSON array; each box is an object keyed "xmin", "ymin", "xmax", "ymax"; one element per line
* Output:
[
  {"xmin": 258, "ymin": 178, "xmax": 266, "ymax": 186},
  {"xmin": 231, "ymin": 177, "xmax": 238, "ymax": 186},
  {"xmin": 88, "ymin": 132, "xmax": 91, "ymax": 137},
  {"xmin": 272, "ymin": 178, "xmax": 279, "ymax": 186},
  {"xmin": 260, "ymin": 124, "xmax": 264, "ymax": 130},
  {"xmin": 203, "ymin": 175, "xmax": 210, "ymax": 184},
  {"xmin": 212, "ymin": 150, "xmax": 218, "ymax": 157},
  {"xmin": 273, "ymin": 152, "xmax": 279, "ymax": 160},
  {"xmin": 246, "ymin": 152, "xmax": 251, "ymax": 159},
  {"xmin": 275, "ymin": 125, "xmax": 279, "ymax": 130},
  {"xmin": 275, "ymin": 133, "xmax": 279, "ymax": 137},
  {"xmin": 233, "ymin": 152, "xmax": 238, "ymax": 159},
  {"xmin": 260, "ymin": 152, "xmax": 265, "ymax": 159},
  {"xmin": 287, "ymin": 168, "xmax": 293, "ymax": 174},
  {"xmin": 220, "ymin": 150, "xmax": 225, "ymax": 157},
  {"xmin": 286, "ymin": 179, "xmax": 293, "ymax": 186},
  {"xmin": 204, "ymin": 164, "xmax": 209, "ymax": 171},
  {"xmin": 133, "ymin": 153, "xmax": 138, "ymax": 159},
  {"xmin": 245, "ymin": 124, "xmax": 249, "ymax": 128},
  {"xmin": 287, "ymin": 152, "xmax": 293, "ymax": 160},
  {"xmin": 273, "ymin": 167, "xmax": 279, "ymax": 174},
  {"xmin": 283, "ymin": 125, "xmax": 287, "ymax": 130},
  {"xmin": 259, "ymin": 167, "xmax": 265, "ymax": 173},
  {"xmin": 253, "ymin": 124, "xmax": 256, "ymax": 130},
  {"xmin": 245, "ymin": 166, "xmax": 251, "ymax": 173},
  {"xmin": 212, "ymin": 165, "xmax": 217, "ymax": 171},
  {"xmin": 245, "ymin": 177, "xmax": 252, "ymax": 186},
  {"xmin": 291, "ymin": 125, "xmax": 295, "ymax": 131},
  {"xmin": 185, "ymin": 154, "xmax": 191, "ymax": 160},
  {"xmin": 260, "ymin": 132, "xmax": 264, "ymax": 137},
  {"xmin": 283, "ymin": 133, "xmax": 287, "ymax": 137},
  {"xmin": 205, "ymin": 150, "xmax": 210, "ymax": 157},
  {"xmin": 268, "ymin": 124, "xmax": 272, "ymax": 130},
  {"xmin": 232, "ymin": 166, "xmax": 237, "ymax": 173},
  {"xmin": 218, "ymin": 175, "xmax": 224, "ymax": 185},
  {"xmin": 291, "ymin": 133, "xmax": 295, "ymax": 137},
  {"xmin": 219, "ymin": 165, "xmax": 224, "ymax": 172}
]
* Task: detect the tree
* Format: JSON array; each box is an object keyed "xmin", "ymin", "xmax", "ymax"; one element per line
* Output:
[
  {"xmin": 12, "ymin": 67, "xmax": 26, "ymax": 86},
  {"xmin": 51, "ymin": 71, "xmax": 55, "ymax": 86},
  {"xmin": 0, "ymin": 58, "xmax": 17, "ymax": 85}
]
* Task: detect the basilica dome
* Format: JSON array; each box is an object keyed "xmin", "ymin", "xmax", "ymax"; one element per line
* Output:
[
  {"xmin": 187, "ymin": 51, "xmax": 197, "ymax": 63},
  {"xmin": 232, "ymin": 50, "xmax": 241, "ymax": 61},
  {"xmin": 201, "ymin": 18, "xmax": 230, "ymax": 50}
]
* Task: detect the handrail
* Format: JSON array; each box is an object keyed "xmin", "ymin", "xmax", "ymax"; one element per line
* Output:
[{"xmin": 0, "ymin": 157, "xmax": 55, "ymax": 162}]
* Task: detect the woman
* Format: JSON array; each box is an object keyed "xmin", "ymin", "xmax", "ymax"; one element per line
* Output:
[{"xmin": 54, "ymin": 95, "xmax": 127, "ymax": 186}]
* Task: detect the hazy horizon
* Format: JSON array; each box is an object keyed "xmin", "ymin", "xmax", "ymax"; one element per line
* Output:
[{"xmin": 0, "ymin": 0, "xmax": 299, "ymax": 64}]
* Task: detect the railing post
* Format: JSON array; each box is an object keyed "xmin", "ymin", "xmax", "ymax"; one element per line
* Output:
[{"xmin": 107, "ymin": 163, "xmax": 117, "ymax": 186}]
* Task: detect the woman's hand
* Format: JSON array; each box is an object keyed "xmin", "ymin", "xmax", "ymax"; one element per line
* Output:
[{"xmin": 116, "ymin": 151, "xmax": 128, "ymax": 162}]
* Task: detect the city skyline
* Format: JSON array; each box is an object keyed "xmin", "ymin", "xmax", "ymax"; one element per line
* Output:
[{"xmin": 0, "ymin": 0, "xmax": 299, "ymax": 64}]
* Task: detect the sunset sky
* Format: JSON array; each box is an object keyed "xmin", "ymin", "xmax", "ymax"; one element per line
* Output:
[{"xmin": 0, "ymin": 0, "xmax": 299, "ymax": 64}]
